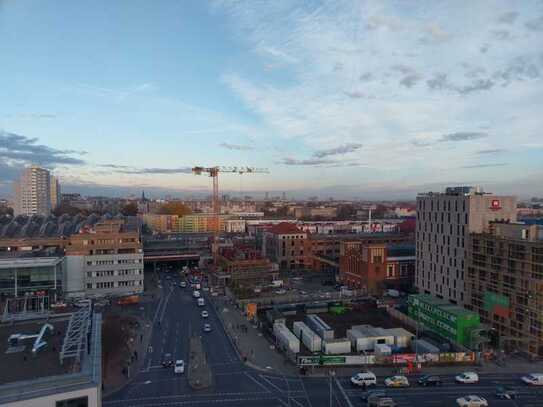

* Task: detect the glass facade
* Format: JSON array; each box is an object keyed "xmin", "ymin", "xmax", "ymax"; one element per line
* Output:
[{"xmin": 0, "ymin": 259, "xmax": 63, "ymax": 298}]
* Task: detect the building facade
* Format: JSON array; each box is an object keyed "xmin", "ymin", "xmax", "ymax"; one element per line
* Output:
[
  {"xmin": 14, "ymin": 166, "xmax": 52, "ymax": 217},
  {"xmin": 66, "ymin": 220, "xmax": 143, "ymax": 298},
  {"xmin": 466, "ymin": 222, "xmax": 543, "ymax": 357},
  {"xmin": 339, "ymin": 243, "xmax": 415, "ymax": 294},
  {"xmin": 263, "ymin": 222, "xmax": 307, "ymax": 270},
  {"xmin": 50, "ymin": 175, "xmax": 61, "ymax": 210},
  {"xmin": 416, "ymin": 186, "xmax": 517, "ymax": 305}
]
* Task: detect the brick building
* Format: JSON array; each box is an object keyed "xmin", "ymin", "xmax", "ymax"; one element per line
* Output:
[
  {"xmin": 466, "ymin": 222, "xmax": 543, "ymax": 357},
  {"xmin": 263, "ymin": 222, "xmax": 307, "ymax": 270}
]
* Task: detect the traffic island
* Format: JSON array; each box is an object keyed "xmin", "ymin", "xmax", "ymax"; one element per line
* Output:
[{"xmin": 188, "ymin": 335, "xmax": 212, "ymax": 390}]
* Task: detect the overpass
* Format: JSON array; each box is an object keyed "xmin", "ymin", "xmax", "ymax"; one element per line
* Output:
[{"xmin": 143, "ymin": 237, "xmax": 210, "ymax": 270}]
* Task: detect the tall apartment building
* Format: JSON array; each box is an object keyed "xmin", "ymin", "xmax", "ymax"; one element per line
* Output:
[
  {"xmin": 416, "ymin": 186, "xmax": 516, "ymax": 305},
  {"xmin": 65, "ymin": 220, "xmax": 144, "ymax": 298},
  {"xmin": 50, "ymin": 175, "xmax": 61, "ymax": 210},
  {"xmin": 263, "ymin": 222, "xmax": 307, "ymax": 270},
  {"xmin": 14, "ymin": 166, "xmax": 52, "ymax": 216},
  {"xmin": 466, "ymin": 222, "xmax": 543, "ymax": 357}
]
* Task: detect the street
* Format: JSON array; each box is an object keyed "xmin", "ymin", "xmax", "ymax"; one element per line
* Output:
[{"xmin": 103, "ymin": 273, "xmax": 543, "ymax": 407}]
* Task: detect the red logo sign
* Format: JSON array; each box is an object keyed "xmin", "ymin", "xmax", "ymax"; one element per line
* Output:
[{"xmin": 490, "ymin": 199, "xmax": 501, "ymax": 210}]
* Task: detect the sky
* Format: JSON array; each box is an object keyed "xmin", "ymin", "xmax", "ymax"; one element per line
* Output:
[{"xmin": 1, "ymin": 0, "xmax": 542, "ymax": 200}]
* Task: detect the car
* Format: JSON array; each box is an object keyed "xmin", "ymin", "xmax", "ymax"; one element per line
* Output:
[
  {"xmin": 369, "ymin": 397, "xmax": 396, "ymax": 407},
  {"xmin": 361, "ymin": 390, "xmax": 386, "ymax": 401},
  {"xmin": 201, "ymin": 310, "xmax": 209, "ymax": 318},
  {"xmin": 180, "ymin": 281, "xmax": 187, "ymax": 288},
  {"xmin": 350, "ymin": 371, "xmax": 377, "ymax": 387},
  {"xmin": 455, "ymin": 372, "xmax": 479, "ymax": 384},
  {"xmin": 384, "ymin": 375, "xmax": 409, "ymax": 387},
  {"xmin": 275, "ymin": 289, "xmax": 287, "ymax": 295},
  {"xmin": 417, "ymin": 375, "xmax": 442, "ymax": 386},
  {"xmin": 455, "ymin": 395, "xmax": 488, "ymax": 407},
  {"xmin": 162, "ymin": 353, "xmax": 173, "ymax": 367},
  {"xmin": 193, "ymin": 290, "xmax": 201, "ymax": 298},
  {"xmin": 521, "ymin": 373, "xmax": 543, "ymax": 386},
  {"xmin": 203, "ymin": 323, "xmax": 212, "ymax": 332},
  {"xmin": 495, "ymin": 385, "xmax": 518, "ymax": 399},
  {"xmin": 174, "ymin": 359, "xmax": 185, "ymax": 374}
]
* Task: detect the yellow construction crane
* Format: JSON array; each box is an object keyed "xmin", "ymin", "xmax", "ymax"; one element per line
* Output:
[{"xmin": 192, "ymin": 166, "xmax": 268, "ymax": 262}]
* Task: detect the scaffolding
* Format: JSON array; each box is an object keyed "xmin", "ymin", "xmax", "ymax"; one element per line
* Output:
[{"xmin": 60, "ymin": 300, "xmax": 92, "ymax": 365}]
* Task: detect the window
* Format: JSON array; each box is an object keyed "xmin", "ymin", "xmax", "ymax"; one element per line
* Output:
[{"xmin": 56, "ymin": 396, "xmax": 88, "ymax": 407}]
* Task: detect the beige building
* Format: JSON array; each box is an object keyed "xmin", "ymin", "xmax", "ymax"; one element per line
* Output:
[
  {"xmin": 416, "ymin": 186, "xmax": 517, "ymax": 305},
  {"xmin": 66, "ymin": 220, "xmax": 143, "ymax": 298},
  {"xmin": 466, "ymin": 222, "xmax": 543, "ymax": 357},
  {"xmin": 50, "ymin": 175, "xmax": 61, "ymax": 210},
  {"xmin": 14, "ymin": 166, "xmax": 52, "ymax": 216}
]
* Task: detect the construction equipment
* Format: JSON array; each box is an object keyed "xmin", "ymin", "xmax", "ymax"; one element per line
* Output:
[{"xmin": 192, "ymin": 166, "xmax": 268, "ymax": 262}]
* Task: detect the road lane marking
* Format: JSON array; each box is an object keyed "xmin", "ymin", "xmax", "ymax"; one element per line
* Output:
[{"xmin": 244, "ymin": 371, "xmax": 272, "ymax": 393}]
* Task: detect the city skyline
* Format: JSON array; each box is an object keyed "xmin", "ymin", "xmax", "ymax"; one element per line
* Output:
[{"xmin": 1, "ymin": 0, "xmax": 543, "ymax": 199}]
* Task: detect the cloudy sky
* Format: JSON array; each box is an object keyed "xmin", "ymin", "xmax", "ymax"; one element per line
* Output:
[{"xmin": 1, "ymin": 0, "xmax": 542, "ymax": 199}]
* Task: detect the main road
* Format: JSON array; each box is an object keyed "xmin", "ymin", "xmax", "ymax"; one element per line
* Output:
[{"xmin": 104, "ymin": 272, "xmax": 543, "ymax": 406}]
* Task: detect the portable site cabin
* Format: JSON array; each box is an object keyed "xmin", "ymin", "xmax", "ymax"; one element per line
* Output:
[{"xmin": 350, "ymin": 325, "xmax": 394, "ymax": 351}]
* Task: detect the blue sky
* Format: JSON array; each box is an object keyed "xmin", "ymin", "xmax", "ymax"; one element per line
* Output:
[{"xmin": 1, "ymin": 0, "xmax": 542, "ymax": 199}]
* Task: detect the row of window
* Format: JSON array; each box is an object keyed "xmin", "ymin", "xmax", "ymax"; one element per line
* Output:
[
  {"xmin": 86, "ymin": 258, "xmax": 142, "ymax": 266},
  {"xmin": 86, "ymin": 269, "xmax": 142, "ymax": 278},
  {"xmin": 87, "ymin": 279, "xmax": 142, "ymax": 289}
]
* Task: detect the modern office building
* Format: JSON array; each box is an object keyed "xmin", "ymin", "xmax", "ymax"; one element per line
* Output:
[
  {"xmin": 415, "ymin": 186, "xmax": 516, "ymax": 305},
  {"xmin": 50, "ymin": 175, "xmax": 61, "ymax": 210},
  {"xmin": 466, "ymin": 222, "xmax": 543, "ymax": 357},
  {"xmin": 14, "ymin": 166, "xmax": 52, "ymax": 217},
  {"xmin": 0, "ymin": 252, "xmax": 65, "ymax": 300},
  {"xmin": 65, "ymin": 220, "xmax": 144, "ymax": 298}
]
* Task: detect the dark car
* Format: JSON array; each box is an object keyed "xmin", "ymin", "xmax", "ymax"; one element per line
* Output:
[
  {"xmin": 495, "ymin": 385, "xmax": 518, "ymax": 399},
  {"xmin": 417, "ymin": 375, "xmax": 442, "ymax": 386},
  {"xmin": 361, "ymin": 389, "xmax": 386, "ymax": 401},
  {"xmin": 162, "ymin": 353, "xmax": 173, "ymax": 367}
]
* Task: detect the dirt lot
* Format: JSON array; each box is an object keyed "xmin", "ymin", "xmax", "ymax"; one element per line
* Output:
[{"xmin": 284, "ymin": 302, "xmax": 410, "ymax": 338}]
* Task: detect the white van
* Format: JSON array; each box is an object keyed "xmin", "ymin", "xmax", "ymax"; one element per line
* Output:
[
  {"xmin": 522, "ymin": 373, "xmax": 543, "ymax": 386},
  {"xmin": 197, "ymin": 298, "xmax": 205, "ymax": 306},
  {"xmin": 350, "ymin": 371, "xmax": 377, "ymax": 387},
  {"xmin": 193, "ymin": 290, "xmax": 200, "ymax": 298}
]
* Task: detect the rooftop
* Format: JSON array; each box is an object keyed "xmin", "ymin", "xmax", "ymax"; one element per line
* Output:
[
  {"xmin": 0, "ymin": 256, "xmax": 64, "ymax": 269},
  {"xmin": 268, "ymin": 222, "xmax": 303, "ymax": 235},
  {"xmin": 0, "ymin": 319, "xmax": 75, "ymax": 385}
]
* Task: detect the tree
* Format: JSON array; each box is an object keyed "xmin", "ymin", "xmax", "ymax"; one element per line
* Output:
[
  {"xmin": 157, "ymin": 202, "xmax": 192, "ymax": 216},
  {"xmin": 121, "ymin": 202, "xmax": 138, "ymax": 216}
]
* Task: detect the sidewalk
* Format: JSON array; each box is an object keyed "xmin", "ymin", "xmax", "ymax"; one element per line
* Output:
[{"xmin": 211, "ymin": 294, "xmax": 298, "ymax": 375}]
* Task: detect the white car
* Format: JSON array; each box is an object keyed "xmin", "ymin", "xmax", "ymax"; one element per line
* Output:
[
  {"xmin": 384, "ymin": 375, "xmax": 409, "ymax": 387},
  {"xmin": 350, "ymin": 372, "xmax": 377, "ymax": 387},
  {"xmin": 174, "ymin": 360, "xmax": 184, "ymax": 374},
  {"xmin": 521, "ymin": 373, "xmax": 543, "ymax": 385},
  {"xmin": 201, "ymin": 310, "xmax": 209, "ymax": 318},
  {"xmin": 193, "ymin": 290, "xmax": 200, "ymax": 298},
  {"xmin": 456, "ymin": 395, "xmax": 488, "ymax": 407},
  {"xmin": 180, "ymin": 282, "xmax": 187, "ymax": 288},
  {"xmin": 203, "ymin": 323, "xmax": 212, "ymax": 332},
  {"xmin": 455, "ymin": 372, "xmax": 479, "ymax": 384}
]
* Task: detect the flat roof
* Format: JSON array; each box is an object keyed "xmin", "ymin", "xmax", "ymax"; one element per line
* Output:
[
  {"xmin": 0, "ymin": 319, "xmax": 76, "ymax": 385},
  {"xmin": 0, "ymin": 257, "xmax": 63, "ymax": 269}
]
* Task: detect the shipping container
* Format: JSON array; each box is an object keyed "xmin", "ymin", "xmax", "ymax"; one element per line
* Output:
[
  {"xmin": 273, "ymin": 323, "xmax": 300, "ymax": 354},
  {"xmin": 293, "ymin": 321, "xmax": 322, "ymax": 352},
  {"xmin": 305, "ymin": 314, "xmax": 334, "ymax": 340},
  {"xmin": 322, "ymin": 338, "xmax": 351, "ymax": 355}
]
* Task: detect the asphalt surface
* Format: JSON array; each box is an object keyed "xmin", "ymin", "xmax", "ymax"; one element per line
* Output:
[{"xmin": 104, "ymin": 272, "xmax": 543, "ymax": 407}]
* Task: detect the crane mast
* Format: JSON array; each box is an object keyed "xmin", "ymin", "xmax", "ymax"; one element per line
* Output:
[{"xmin": 192, "ymin": 166, "xmax": 268, "ymax": 263}]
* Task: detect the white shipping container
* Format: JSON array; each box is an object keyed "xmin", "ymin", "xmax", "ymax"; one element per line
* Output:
[
  {"xmin": 273, "ymin": 323, "xmax": 300, "ymax": 354},
  {"xmin": 301, "ymin": 329, "xmax": 322, "ymax": 352},
  {"xmin": 323, "ymin": 339, "xmax": 351, "ymax": 355},
  {"xmin": 292, "ymin": 321, "xmax": 304, "ymax": 338}
]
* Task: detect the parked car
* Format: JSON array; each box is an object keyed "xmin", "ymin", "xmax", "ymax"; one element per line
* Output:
[
  {"xmin": 350, "ymin": 371, "xmax": 377, "ymax": 387},
  {"xmin": 384, "ymin": 376, "xmax": 409, "ymax": 387},
  {"xmin": 417, "ymin": 375, "xmax": 442, "ymax": 386},
  {"xmin": 275, "ymin": 289, "xmax": 287, "ymax": 295},
  {"xmin": 521, "ymin": 373, "xmax": 543, "ymax": 386},
  {"xmin": 456, "ymin": 395, "xmax": 488, "ymax": 407},
  {"xmin": 174, "ymin": 360, "xmax": 184, "ymax": 374},
  {"xmin": 201, "ymin": 310, "xmax": 209, "ymax": 318},
  {"xmin": 193, "ymin": 290, "xmax": 201, "ymax": 298},
  {"xmin": 495, "ymin": 385, "xmax": 518, "ymax": 399},
  {"xmin": 162, "ymin": 353, "xmax": 173, "ymax": 367},
  {"xmin": 203, "ymin": 323, "xmax": 212, "ymax": 332},
  {"xmin": 455, "ymin": 372, "xmax": 479, "ymax": 384},
  {"xmin": 180, "ymin": 281, "xmax": 187, "ymax": 288}
]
